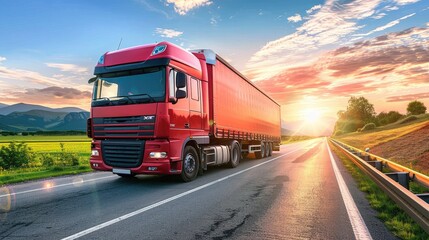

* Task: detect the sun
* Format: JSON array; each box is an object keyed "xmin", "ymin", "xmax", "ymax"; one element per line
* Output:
[{"xmin": 302, "ymin": 108, "xmax": 323, "ymax": 123}]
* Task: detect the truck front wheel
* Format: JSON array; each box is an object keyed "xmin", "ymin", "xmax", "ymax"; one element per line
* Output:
[
  {"xmin": 180, "ymin": 146, "xmax": 200, "ymax": 182},
  {"xmin": 227, "ymin": 141, "xmax": 240, "ymax": 168}
]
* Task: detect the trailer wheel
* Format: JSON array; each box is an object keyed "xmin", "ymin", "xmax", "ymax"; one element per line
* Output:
[
  {"xmin": 267, "ymin": 142, "xmax": 273, "ymax": 157},
  {"xmin": 180, "ymin": 146, "xmax": 200, "ymax": 182},
  {"xmin": 255, "ymin": 142, "xmax": 265, "ymax": 159},
  {"xmin": 228, "ymin": 141, "xmax": 240, "ymax": 168}
]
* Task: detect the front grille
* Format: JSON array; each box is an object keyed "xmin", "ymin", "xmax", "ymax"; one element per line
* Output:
[
  {"xmin": 102, "ymin": 140, "xmax": 145, "ymax": 168},
  {"xmin": 93, "ymin": 116, "xmax": 155, "ymax": 138}
]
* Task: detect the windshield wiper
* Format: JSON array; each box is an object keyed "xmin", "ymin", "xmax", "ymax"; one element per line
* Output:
[
  {"xmin": 92, "ymin": 97, "xmax": 112, "ymax": 106},
  {"xmin": 128, "ymin": 93, "xmax": 156, "ymax": 103},
  {"xmin": 117, "ymin": 96, "xmax": 135, "ymax": 104}
]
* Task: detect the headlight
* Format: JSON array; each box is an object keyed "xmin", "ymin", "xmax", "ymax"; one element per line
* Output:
[
  {"xmin": 91, "ymin": 150, "xmax": 99, "ymax": 156},
  {"xmin": 150, "ymin": 152, "xmax": 167, "ymax": 158}
]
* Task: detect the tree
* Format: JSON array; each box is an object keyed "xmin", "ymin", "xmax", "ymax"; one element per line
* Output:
[
  {"xmin": 333, "ymin": 96, "xmax": 376, "ymax": 134},
  {"xmin": 407, "ymin": 100, "xmax": 427, "ymax": 115},
  {"xmin": 346, "ymin": 96, "xmax": 376, "ymax": 125},
  {"xmin": 376, "ymin": 111, "xmax": 403, "ymax": 126}
]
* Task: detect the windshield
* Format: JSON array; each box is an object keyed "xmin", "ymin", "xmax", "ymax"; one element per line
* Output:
[{"xmin": 92, "ymin": 67, "xmax": 166, "ymax": 106}]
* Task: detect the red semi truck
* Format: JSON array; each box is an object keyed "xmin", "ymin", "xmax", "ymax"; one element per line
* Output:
[{"xmin": 87, "ymin": 42, "xmax": 281, "ymax": 181}]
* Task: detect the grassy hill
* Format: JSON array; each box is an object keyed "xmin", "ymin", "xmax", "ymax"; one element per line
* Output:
[{"xmin": 333, "ymin": 114, "xmax": 429, "ymax": 174}]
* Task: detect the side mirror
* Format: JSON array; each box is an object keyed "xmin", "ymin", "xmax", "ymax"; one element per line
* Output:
[
  {"xmin": 169, "ymin": 97, "xmax": 178, "ymax": 104},
  {"xmin": 88, "ymin": 77, "xmax": 97, "ymax": 84},
  {"xmin": 176, "ymin": 90, "xmax": 186, "ymax": 99},
  {"xmin": 176, "ymin": 72, "xmax": 186, "ymax": 88}
]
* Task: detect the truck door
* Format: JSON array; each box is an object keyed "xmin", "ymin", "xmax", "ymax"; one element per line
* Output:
[
  {"xmin": 189, "ymin": 77, "xmax": 202, "ymax": 130},
  {"xmin": 168, "ymin": 70, "xmax": 190, "ymax": 141}
]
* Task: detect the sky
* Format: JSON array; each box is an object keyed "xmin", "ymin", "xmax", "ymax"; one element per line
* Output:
[{"xmin": 0, "ymin": 0, "xmax": 428, "ymax": 135}]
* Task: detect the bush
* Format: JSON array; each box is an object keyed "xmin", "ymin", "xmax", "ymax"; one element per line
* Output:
[
  {"xmin": 59, "ymin": 143, "xmax": 80, "ymax": 166},
  {"xmin": 360, "ymin": 123, "xmax": 376, "ymax": 131},
  {"xmin": 40, "ymin": 153, "xmax": 56, "ymax": 167},
  {"xmin": 0, "ymin": 142, "xmax": 35, "ymax": 170},
  {"xmin": 398, "ymin": 115, "xmax": 418, "ymax": 124}
]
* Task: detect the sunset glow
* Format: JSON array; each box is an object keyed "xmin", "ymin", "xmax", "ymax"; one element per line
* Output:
[{"xmin": 302, "ymin": 109, "xmax": 323, "ymax": 124}]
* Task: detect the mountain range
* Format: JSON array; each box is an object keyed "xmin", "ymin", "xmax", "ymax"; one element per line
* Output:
[{"xmin": 0, "ymin": 103, "xmax": 89, "ymax": 132}]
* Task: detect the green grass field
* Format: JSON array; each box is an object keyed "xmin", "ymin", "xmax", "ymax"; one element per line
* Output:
[
  {"xmin": 0, "ymin": 135, "xmax": 92, "ymax": 185},
  {"xmin": 0, "ymin": 135, "xmax": 91, "ymax": 143},
  {"xmin": 0, "ymin": 135, "xmax": 90, "ymax": 154}
]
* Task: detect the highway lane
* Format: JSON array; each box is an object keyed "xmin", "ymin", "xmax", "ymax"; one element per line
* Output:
[{"xmin": 0, "ymin": 138, "xmax": 397, "ymax": 239}]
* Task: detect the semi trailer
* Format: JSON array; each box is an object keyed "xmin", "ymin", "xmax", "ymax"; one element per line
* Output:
[{"xmin": 87, "ymin": 42, "xmax": 281, "ymax": 181}]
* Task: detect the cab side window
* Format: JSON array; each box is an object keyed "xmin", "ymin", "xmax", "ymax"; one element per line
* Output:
[{"xmin": 191, "ymin": 77, "xmax": 199, "ymax": 101}]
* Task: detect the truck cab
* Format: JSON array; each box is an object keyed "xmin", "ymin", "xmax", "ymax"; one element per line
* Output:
[{"xmin": 88, "ymin": 42, "xmax": 209, "ymax": 181}]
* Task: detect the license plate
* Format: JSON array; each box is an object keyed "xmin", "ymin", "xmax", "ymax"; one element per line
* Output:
[{"xmin": 113, "ymin": 169, "xmax": 131, "ymax": 175}]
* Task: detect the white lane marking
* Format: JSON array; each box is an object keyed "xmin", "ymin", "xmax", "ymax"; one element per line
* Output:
[
  {"xmin": 61, "ymin": 147, "xmax": 304, "ymax": 240},
  {"xmin": 326, "ymin": 139, "xmax": 373, "ymax": 240},
  {"xmin": 0, "ymin": 175, "xmax": 116, "ymax": 198}
]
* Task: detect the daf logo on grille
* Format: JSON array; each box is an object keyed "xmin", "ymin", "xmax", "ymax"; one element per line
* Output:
[{"xmin": 144, "ymin": 116, "xmax": 155, "ymax": 120}]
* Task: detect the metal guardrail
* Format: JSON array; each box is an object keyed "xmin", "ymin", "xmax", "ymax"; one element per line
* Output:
[{"xmin": 329, "ymin": 138, "xmax": 429, "ymax": 234}]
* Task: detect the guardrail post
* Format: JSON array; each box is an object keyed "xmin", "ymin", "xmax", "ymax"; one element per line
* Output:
[
  {"xmin": 357, "ymin": 152, "xmax": 366, "ymax": 161},
  {"xmin": 416, "ymin": 193, "xmax": 429, "ymax": 204},
  {"xmin": 367, "ymin": 161, "xmax": 383, "ymax": 172},
  {"xmin": 386, "ymin": 172, "xmax": 410, "ymax": 190}
]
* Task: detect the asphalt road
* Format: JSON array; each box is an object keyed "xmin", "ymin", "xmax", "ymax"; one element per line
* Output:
[{"xmin": 0, "ymin": 138, "xmax": 397, "ymax": 239}]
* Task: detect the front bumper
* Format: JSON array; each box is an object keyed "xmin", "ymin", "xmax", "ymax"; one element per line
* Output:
[{"xmin": 90, "ymin": 139, "xmax": 181, "ymax": 175}]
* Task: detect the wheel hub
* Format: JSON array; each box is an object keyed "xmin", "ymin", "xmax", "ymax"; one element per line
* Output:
[{"xmin": 184, "ymin": 154, "xmax": 196, "ymax": 173}]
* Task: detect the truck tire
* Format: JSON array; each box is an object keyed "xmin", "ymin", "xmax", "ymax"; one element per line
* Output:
[
  {"xmin": 180, "ymin": 146, "xmax": 200, "ymax": 182},
  {"xmin": 227, "ymin": 141, "xmax": 240, "ymax": 168},
  {"xmin": 255, "ymin": 142, "xmax": 265, "ymax": 159},
  {"xmin": 267, "ymin": 142, "xmax": 273, "ymax": 157},
  {"xmin": 263, "ymin": 142, "xmax": 269, "ymax": 158}
]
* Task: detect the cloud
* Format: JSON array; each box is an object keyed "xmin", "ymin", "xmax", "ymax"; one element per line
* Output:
[
  {"xmin": 26, "ymin": 87, "xmax": 91, "ymax": 99},
  {"xmin": 253, "ymin": 66, "xmax": 330, "ymax": 104},
  {"xmin": 354, "ymin": 13, "xmax": 416, "ymax": 37},
  {"xmin": 287, "ymin": 14, "xmax": 302, "ymax": 23},
  {"xmin": 0, "ymin": 87, "xmax": 92, "ymax": 107},
  {"xmin": 327, "ymin": 26, "xmax": 429, "ymax": 78},
  {"xmin": 136, "ymin": 0, "xmax": 171, "ymax": 19},
  {"xmin": 245, "ymin": 0, "xmax": 382, "ymax": 81},
  {"xmin": 210, "ymin": 16, "xmax": 220, "ymax": 25},
  {"xmin": 0, "ymin": 56, "xmax": 6, "ymax": 63},
  {"xmin": 251, "ymin": 25, "xmax": 429, "ymax": 108},
  {"xmin": 46, "ymin": 63, "xmax": 88, "ymax": 74},
  {"xmin": 0, "ymin": 87, "xmax": 91, "ymax": 109},
  {"xmin": 326, "ymin": 81, "xmax": 380, "ymax": 96},
  {"xmin": 372, "ymin": 13, "xmax": 386, "ymax": 19},
  {"xmin": 306, "ymin": 5, "xmax": 322, "ymax": 14},
  {"xmin": 0, "ymin": 66, "xmax": 63, "ymax": 86},
  {"xmin": 387, "ymin": 92, "xmax": 429, "ymax": 102},
  {"xmin": 166, "ymin": 0, "xmax": 212, "ymax": 15},
  {"xmin": 393, "ymin": 0, "xmax": 420, "ymax": 5},
  {"xmin": 155, "ymin": 28, "xmax": 183, "ymax": 38}
]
